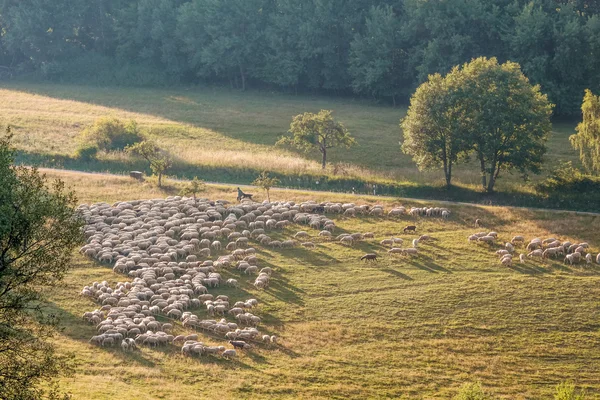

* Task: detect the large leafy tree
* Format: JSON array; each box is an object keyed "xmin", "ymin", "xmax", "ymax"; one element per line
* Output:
[
  {"xmin": 278, "ymin": 109, "xmax": 356, "ymax": 169},
  {"xmin": 115, "ymin": 0, "xmax": 188, "ymax": 75},
  {"xmin": 177, "ymin": 0, "xmax": 269, "ymax": 90},
  {"xmin": 0, "ymin": 129, "xmax": 83, "ymax": 399},
  {"xmin": 349, "ymin": 5, "xmax": 409, "ymax": 105},
  {"xmin": 401, "ymin": 71, "xmax": 470, "ymax": 188},
  {"xmin": 459, "ymin": 57, "xmax": 554, "ymax": 192},
  {"xmin": 570, "ymin": 89, "xmax": 600, "ymax": 174}
]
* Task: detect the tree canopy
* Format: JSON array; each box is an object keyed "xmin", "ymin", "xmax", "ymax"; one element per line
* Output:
[
  {"xmin": 278, "ymin": 110, "xmax": 355, "ymax": 169},
  {"xmin": 401, "ymin": 71, "xmax": 469, "ymax": 187},
  {"xmin": 0, "ymin": 129, "xmax": 83, "ymax": 399},
  {"xmin": 570, "ymin": 89, "xmax": 600, "ymax": 174},
  {"xmin": 1, "ymin": 0, "xmax": 598, "ymax": 115},
  {"xmin": 402, "ymin": 57, "xmax": 553, "ymax": 192},
  {"xmin": 126, "ymin": 140, "xmax": 173, "ymax": 187}
]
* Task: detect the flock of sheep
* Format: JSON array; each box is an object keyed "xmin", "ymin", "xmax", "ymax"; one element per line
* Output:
[
  {"xmin": 78, "ymin": 197, "xmax": 435, "ymax": 358},
  {"xmin": 468, "ymin": 231, "xmax": 600, "ymax": 267},
  {"xmin": 76, "ymin": 195, "xmax": 595, "ymax": 361}
]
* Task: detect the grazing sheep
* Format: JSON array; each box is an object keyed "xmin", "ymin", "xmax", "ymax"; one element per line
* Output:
[
  {"xmin": 226, "ymin": 278, "xmax": 239, "ymax": 288},
  {"xmin": 360, "ymin": 253, "xmax": 378, "ymax": 262},
  {"xmin": 301, "ymin": 242, "xmax": 316, "ymax": 248},
  {"xmin": 229, "ymin": 340, "xmax": 250, "ymax": 350},
  {"xmin": 380, "ymin": 239, "xmax": 393, "ymax": 247},
  {"xmin": 412, "ymin": 239, "xmax": 419, "ymax": 248},
  {"xmin": 586, "ymin": 253, "xmax": 592, "ymax": 264},
  {"xmin": 388, "ymin": 248, "xmax": 403, "ymax": 255},
  {"xmin": 505, "ymin": 243, "xmax": 514, "ymax": 253},
  {"xmin": 519, "ymin": 254, "xmax": 526, "ymax": 263},
  {"xmin": 475, "ymin": 219, "xmax": 482, "ymax": 227},
  {"xmin": 597, "ymin": 253, "xmax": 600, "ymax": 264},
  {"xmin": 222, "ymin": 349, "xmax": 237, "ymax": 359},
  {"xmin": 511, "ymin": 236, "xmax": 525, "ymax": 245},
  {"xmin": 528, "ymin": 249, "xmax": 543, "ymax": 258}
]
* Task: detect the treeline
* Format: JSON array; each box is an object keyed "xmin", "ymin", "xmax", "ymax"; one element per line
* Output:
[{"xmin": 1, "ymin": 0, "xmax": 600, "ymax": 115}]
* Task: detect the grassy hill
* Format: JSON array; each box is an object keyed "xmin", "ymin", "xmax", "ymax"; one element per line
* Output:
[
  {"xmin": 43, "ymin": 170, "xmax": 600, "ymax": 399},
  {"xmin": 0, "ymin": 82, "xmax": 580, "ymax": 196}
]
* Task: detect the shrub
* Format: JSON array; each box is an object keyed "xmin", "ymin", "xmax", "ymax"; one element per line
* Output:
[
  {"xmin": 536, "ymin": 161, "xmax": 600, "ymax": 195},
  {"xmin": 453, "ymin": 382, "xmax": 495, "ymax": 400},
  {"xmin": 74, "ymin": 144, "xmax": 98, "ymax": 161},
  {"xmin": 554, "ymin": 381, "xmax": 586, "ymax": 400},
  {"xmin": 79, "ymin": 117, "xmax": 144, "ymax": 152}
]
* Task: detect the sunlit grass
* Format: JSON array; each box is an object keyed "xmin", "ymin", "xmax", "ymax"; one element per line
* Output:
[
  {"xmin": 42, "ymin": 170, "xmax": 600, "ymax": 399},
  {"xmin": 0, "ymin": 83, "xmax": 580, "ymax": 193}
]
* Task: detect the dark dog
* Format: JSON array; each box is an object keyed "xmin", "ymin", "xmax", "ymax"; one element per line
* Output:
[
  {"xmin": 403, "ymin": 225, "xmax": 417, "ymax": 233},
  {"xmin": 229, "ymin": 340, "xmax": 248, "ymax": 350},
  {"xmin": 236, "ymin": 187, "xmax": 254, "ymax": 202},
  {"xmin": 360, "ymin": 253, "xmax": 378, "ymax": 262}
]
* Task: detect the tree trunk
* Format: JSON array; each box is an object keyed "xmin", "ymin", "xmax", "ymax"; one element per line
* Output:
[
  {"xmin": 266, "ymin": 189, "xmax": 270, "ymax": 203},
  {"xmin": 158, "ymin": 172, "xmax": 162, "ymax": 188},
  {"xmin": 239, "ymin": 64, "xmax": 246, "ymax": 91},
  {"xmin": 446, "ymin": 161, "xmax": 453, "ymax": 188},
  {"xmin": 321, "ymin": 148, "xmax": 327, "ymax": 169},
  {"xmin": 479, "ymin": 155, "xmax": 487, "ymax": 190}
]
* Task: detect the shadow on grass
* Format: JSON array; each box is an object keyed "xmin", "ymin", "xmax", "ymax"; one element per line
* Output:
[
  {"xmin": 380, "ymin": 267, "xmax": 414, "ymax": 281},
  {"xmin": 14, "ymin": 147, "xmax": 600, "ymax": 212}
]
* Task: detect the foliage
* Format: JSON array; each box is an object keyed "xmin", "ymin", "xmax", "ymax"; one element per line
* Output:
[
  {"xmin": 554, "ymin": 381, "xmax": 586, "ymax": 400},
  {"xmin": 570, "ymin": 89, "xmax": 600, "ymax": 174},
  {"xmin": 252, "ymin": 171, "xmax": 280, "ymax": 202},
  {"xmin": 181, "ymin": 176, "xmax": 205, "ymax": 202},
  {"xmin": 535, "ymin": 161, "xmax": 600, "ymax": 195},
  {"xmin": 74, "ymin": 143, "xmax": 98, "ymax": 161},
  {"xmin": 126, "ymin": 140, "xmax": 173, "ymax": 187},
  {"xmin": 453, "ymin": 382, "xmax": 496, "ymax": 400},
  {"xmin": 454, "ymin": 57, "xmax": 553, "ymax": 192},
  {"xmin": 0, "ymin": 128, "xmax": 82, "ymax": 399},
  {"xmin": 2, "ymin": 0, "xmax": 600, "ymax": 114},
  {"xmin": 401, "ymin": 71, "xmax": 470, "ymax": 187},
  {"xmin": 278, "ymin": 110, "xmax": 356, "ymax": 169},
  {"xmin": 79, "ymin": 117, "xmax": 144, "ymax": 152}
]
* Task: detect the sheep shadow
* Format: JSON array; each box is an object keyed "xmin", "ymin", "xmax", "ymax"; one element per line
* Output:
[
  {"xmin": 409, "ymin": 254, "xmax": 452, "ymax": 274},
  {"xmin": 380, "ymin": 267, "xmax": 414, "ymax": 281}
]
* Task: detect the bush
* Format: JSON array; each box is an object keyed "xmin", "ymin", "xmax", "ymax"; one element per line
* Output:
[
  {"xmin": 74, "ymin": 144, "xmax": 98, "ymax": 161},
  {"xmin": 453, "ymin": 382, "xmax": 495, "ymax": 400},
  {"xmin": 554, "ymin": 381, "xmax": 586, "ymax": 400},
  {"xmin": 536, "ymin": 161, "xmax": 600, "ymax": 195},
  {"xmin": 79, "ymin": 117, "xmax": 144, "ymax": 152}
]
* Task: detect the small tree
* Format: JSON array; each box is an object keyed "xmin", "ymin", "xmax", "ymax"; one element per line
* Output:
[
  {"xmin": 252, "ymin": 171, "xmax": 280, "ymax": 202},
  {"xmin": 554, "ymin": 381, "xmax": 586, "ymax": 400},
  {"xmin": 278, "ymin": 110, "xmax": 356, "ymax": 169},
  {"xmin": 401, "ymin": 72, "xmax": 470, "ymax": 188},
  {"xmin": 570, "ymin": 89, "xmax": 600, "ymax": 175},
  {"xmin": 181, "ymin": 176, "xmax": 206, "ymax": 203},
  {"xmin": 453, "ymin": 382, "xmax": 495, "ymax": 400},
  {"xmin": 0, "ymin": 128, "xmax": 83, "ymax": 399},
  {"xmin": 126, "ymin": 140, "xmax": 173, "ymax": 188}
]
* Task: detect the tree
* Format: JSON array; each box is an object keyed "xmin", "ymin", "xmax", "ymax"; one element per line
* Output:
[
  {"xmin": 458, "ymin": 57, "xmax": 553, "ymax": 192},
  {"xmin": 278, "ymin": 110, "xmax": 356, "ymax": 169},
  {"xmin": 570, "ymin": 89, "xmax": 600, "ymax": 174},
  {"xmin": 401, "ymin": 72, "xmax": 470, "ymax": 187},
  {"xmin": 181, "ymin": 176, "xmax": 206, "ymax": 203},
  {"xmin": 349, "ymin": 5, "xmax": 408, "ymax": 105},
  {"xmin": 252, "ymin": 171, "xmax": 279, "ymax": 202},
  {"xmin": 126, "ymin": 140, "xmax": 173, "ymax": 187},
  {"xmin": 0, "ymin": 128, "xmax": 83, "ymax": 399}
]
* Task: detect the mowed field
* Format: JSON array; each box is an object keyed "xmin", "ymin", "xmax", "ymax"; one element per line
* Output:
[
  {"xmin": 0, "ymin": 82, "xmax": 580, "ymax": 190},
  {"xmin": 44, "ymin": 169, "xmax": 600, "ymax": 399}
]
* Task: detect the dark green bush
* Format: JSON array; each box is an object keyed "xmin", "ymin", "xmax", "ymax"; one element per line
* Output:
[
  {"xmin": 79, "ymin": 117, "xmax": 144, "ymax": 152},
  {"xmin": 536, "ymin": 161, "xmax": 600, "ymax": 195},
  {"xmin": 453, "ymin": 382, "xmax": 496, "ymax": 400},
  {"xmin": 74, "ymin": 144, "xmax": 98, "ymax": 161}
]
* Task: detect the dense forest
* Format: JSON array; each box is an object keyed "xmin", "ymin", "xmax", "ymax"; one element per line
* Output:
[{"xmin": 1, "ymin": 0, "xmax": 600, "ymax": 115}]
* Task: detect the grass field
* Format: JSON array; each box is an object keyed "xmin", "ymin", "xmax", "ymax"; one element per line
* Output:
[
  {"xmin": 0, "ymin": 82, "xmax": 580, "ymax": 192},
  {"xmin": 42, "ymin": 169, "xmax": 600, "ymax": 399}
]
